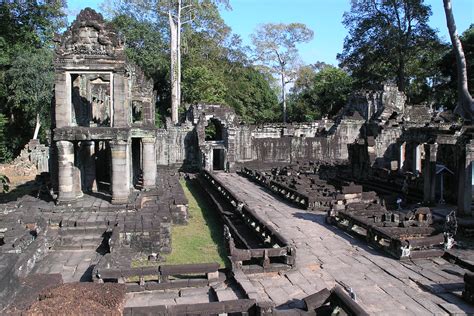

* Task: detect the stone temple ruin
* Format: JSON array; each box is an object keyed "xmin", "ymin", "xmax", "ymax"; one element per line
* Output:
[{"xmin": 1, "ymin": 7, "xmax": 474, "ymax": 315}]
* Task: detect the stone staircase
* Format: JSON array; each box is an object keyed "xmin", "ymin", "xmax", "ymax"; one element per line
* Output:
[
  {"xmin": 134, "ymin": 169, "xmax": 144, "ymax": 190},
  {"xmin": 54, "ymin": 225, "xmax": 109, "ymax": 252}
]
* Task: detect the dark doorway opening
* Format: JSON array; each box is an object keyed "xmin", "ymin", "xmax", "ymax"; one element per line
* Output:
[
  {"xmin": 132, "ymin": 138, "xmax": 142, "ymax": 188},
  {"xmin": 213, "ymin": 149, "xmax": 225, "ymax": 171},
  {"xmin": 95, "ymin": 141, "xmax": 111, "ymax": 193},
  {"xmin": 205, "ymin": 119, "xmax": 223, "ymax": 141}
]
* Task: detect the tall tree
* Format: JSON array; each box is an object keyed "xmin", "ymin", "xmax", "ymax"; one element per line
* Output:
[
  {"xmin": 288, "ymin": 65, "xmax": 353, "ymax": 122},
  {"xmin": 436, "ymin": 25, "xmax": 473, "ymax": 112},
  {"xmin": 7, "ymin": 48, "xmax": 54, "ymax": 140},
  {"xmin": 338, "ymin": 0, "xmax": 441, "ymax": 97},
  {"xmin": 158, "ymin": 0, "xmax": 230, "ymax": 123},
  {"xmin": 251, "ymin": 23, "xmax": 313, "ymax": 123},
  {"xmin": 0, "ymin": 0, "xmax": 66, "ymax": 157},
  {"xmin": 104, "ymin": 0, "xmax": 230, "ymax": 124},
  {"xmin": 442, "ymin": 0, "xmax": 474, "ymax": 120}
]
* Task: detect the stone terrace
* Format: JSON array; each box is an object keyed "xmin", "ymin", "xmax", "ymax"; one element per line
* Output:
[{"xmin": 216, "ymin": 172, "xmax": 474, "ymax": 315}]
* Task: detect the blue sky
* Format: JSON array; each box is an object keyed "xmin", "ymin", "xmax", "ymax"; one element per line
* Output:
[{"xmin": 67, "ymin": 0, "xmax": 473, "ymax": 65}]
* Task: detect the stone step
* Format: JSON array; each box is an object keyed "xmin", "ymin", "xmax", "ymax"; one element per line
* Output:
[{"xmin": 56, "ymin": 235, "xmax": 104, "ymax": 250}]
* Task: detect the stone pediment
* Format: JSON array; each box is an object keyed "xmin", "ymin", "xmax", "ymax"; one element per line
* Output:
[{"xmin": 55, "ymin": 8, "xmax": 123, "ymax": 58}]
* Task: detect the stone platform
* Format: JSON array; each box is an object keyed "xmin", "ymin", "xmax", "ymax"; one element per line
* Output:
[{"xmin": 216, "ymin": 172, "xmax": 474, "ymax": 315}]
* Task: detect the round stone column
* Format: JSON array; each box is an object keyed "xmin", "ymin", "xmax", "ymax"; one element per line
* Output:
[
  {"xmin": 110, "ymin": 140, "xmax": 129, "ymax": 204},
  {"xmin": 142, "ymin": 137, "xmax": 157, "ymax": 189},
  {"xmin": 57, "ymin": 140, "xmax": 76, "ymax": 201}
]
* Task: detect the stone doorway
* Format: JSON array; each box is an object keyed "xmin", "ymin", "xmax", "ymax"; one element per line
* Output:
[
  {"xmin": 131, "ymin": 138, "xmax": 142, "ymax": 188},
  {"xmin": 95, "ymin": 141, "xmax": 111, "ymax": 193},
  {"xmin": 213, "ymin": 148, "xmax": 225, "ymax": 171}
]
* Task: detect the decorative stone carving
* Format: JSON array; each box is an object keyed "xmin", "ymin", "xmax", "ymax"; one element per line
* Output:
[{"xmin": 54, "ymin": 8, "xmax": 122, "ymax": 58}]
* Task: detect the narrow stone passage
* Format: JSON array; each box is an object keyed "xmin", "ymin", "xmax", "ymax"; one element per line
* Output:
[{"xmin": 216, "ymin": 172, "xmax": 473, "ymax": 315}]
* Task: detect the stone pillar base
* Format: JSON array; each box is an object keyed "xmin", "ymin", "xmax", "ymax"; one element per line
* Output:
[{"xmin": 111, "ymin": 196, "xmax": 129, "ymax": 205}]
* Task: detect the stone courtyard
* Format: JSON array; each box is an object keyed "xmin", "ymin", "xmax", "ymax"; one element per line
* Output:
[{"xmin": 0, "ymin": 6, "xmax": 474, "ymax": 316}]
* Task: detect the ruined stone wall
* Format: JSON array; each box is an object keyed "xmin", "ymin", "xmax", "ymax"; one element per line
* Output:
[
  {"xmin": 232, "ymin": 116, "xmax": 364, "ymax": 166},
  {"xmin": 347, "ymin": 84, "xmax": 406, "ymax": 122},
  {"xmin": 156, "ymin": 125, "xmax": 198, "ymax": 170}
]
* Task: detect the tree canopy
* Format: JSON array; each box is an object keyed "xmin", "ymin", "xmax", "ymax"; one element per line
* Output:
[
  {"xmin": 288, "ymin": 65, "xmax": 353, "ymax": 122},
  {"xmin": 337, "ymin": 0, "xmax": 444, "ymax": 102},
  {"xmin": 251, "ymin": 23, "xmax": 314, "ymax": 122},
  {"xmin": 107, "ymin": 0, "xmax": 279, "ymax": 125},
  {"xmin": 0, "ymin": 0, "xmax": 66, "ymax": 161}
]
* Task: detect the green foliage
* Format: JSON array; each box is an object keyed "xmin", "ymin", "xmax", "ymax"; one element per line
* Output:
[
  {"xmin": 7, "ymin": 48, "xmax": 54, "ymax": 138},
  {"xmin": 251, "ymin": 23, "xmax": 314, "ymax": 75},
  {"xmin": 0, "ymin": 0, "xmax": 66, "ymax": 156},
  {"xmin": 108, "ymin": 1, "xmax": 279, "ymax": 124},
  {"xmin": 0, "ymin": 114, "xmax": 11, "ymax": 162},
  {"xmin": 436, "ymin": 25, "xmax": 474, "ymax": 110},
  {"xmin": 182, "ymin": 66, "xmax": 227, "ymax": 104},
  {"xmin": 288, "ymin": 65, "xmax": 353, "ymax": 122},
  {"xmin": 251, "ymin": 23, "xmax": 314, "ymax": 122},
  {"xmin": 337, "ymin": 0, "xmax": 444, "ymax": 103},
  {"xmin": 0, "ymin": 174, "xmax": 9, "ymax": 193},
  {"xmin": 224, "ymin": 65, "xmax": 280, "ymax": 123},
  {"xmin": 109, "ymin": 14, "xmax": 170, "ymax": 124}
]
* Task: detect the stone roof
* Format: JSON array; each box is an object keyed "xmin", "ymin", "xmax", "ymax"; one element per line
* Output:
[{"xmin": 404, "ymin": 105, "xmax": 432, "ymax": 123}]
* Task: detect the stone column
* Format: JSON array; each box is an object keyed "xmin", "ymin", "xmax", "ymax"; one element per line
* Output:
[
  {"xmin": 415, "ymin": 144, "xmax": 422, "ymax": 174},
  {"xmin": 110, "ymin": 140, "xmax": 129, "ymax": 204},
  {"xmin": 399, "ymin": 142, "xmax": 406, "ymax": 171},
  {"xmin": 142, "ymin": 137, "xmax": 157, "ymax": 189},
  {"xmin": 57, "ymin": 140, "xmax": 77, "ymax": 201},
  {"xmin": 82, "ymin": 141, "xmax": 97, "ymax": 192},
  {"xmin": 55, "ymin": 72, "xmax": 72, "ymax": 128},
  {"xmin": 458, "ymin": 141, "xmax": 474, "ymax": 215},
  {"xmin": 112, "ymin": 71, "xmax": 129, "ymax": 127},
  {"xmin": 423, "ymin": 143, "xmax": 437, "ymax": 204}
]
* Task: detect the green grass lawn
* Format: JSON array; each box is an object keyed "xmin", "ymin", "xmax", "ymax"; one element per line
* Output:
[{"xmin": 163, "ymin": 178, "xmax": 229, "ymax": 268}]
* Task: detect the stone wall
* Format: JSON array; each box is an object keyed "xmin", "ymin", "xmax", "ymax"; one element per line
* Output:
[
  {"xmin": 155, "ymin": 107, "xmax": 365, "ymax": 170},
  {"xmin": 235, "ymin": 115, "xmax": 364, "ymax": 166},
  {"xmin": 156, "ymin": 124, "xmax": 198, "ymax": 170}
]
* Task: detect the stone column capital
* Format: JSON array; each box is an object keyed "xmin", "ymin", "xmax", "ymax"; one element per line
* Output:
[
  {"xmin": 141, "ymin": 137, "xmax": 156, "ymax": 144},
  {"xmin": 109, "ymin": 139, "xmax": 128, "ymax": 150}
]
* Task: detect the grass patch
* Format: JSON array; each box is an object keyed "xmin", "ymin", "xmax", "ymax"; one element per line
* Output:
[{"xmin": 163, "ymin": 178, "xmax": 229, "ymax": 268}]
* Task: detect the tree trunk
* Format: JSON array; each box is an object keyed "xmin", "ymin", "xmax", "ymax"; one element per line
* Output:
[
  {"xmin": 169, "ymin": 11, "xmax": 179, "ymax": 124},
  {"xmin": 177, "ymin": 0, "xmax": 182, "ymax": 120},
  {"xmin": 397, "ymin": 54, "xmax": 406, "ymax": 93},
  {"xmin": 33, "ymin": 113, "xmax": 41, "ymax": 140},
  {"xmin": 281, "ymin": 72, "xmax": 287, "ymax": 123},
  {"xmin": 443, "ymin": 0, "xmax": 474, "ymax": 121}
]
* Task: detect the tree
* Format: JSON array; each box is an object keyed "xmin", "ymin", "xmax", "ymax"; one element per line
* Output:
[
  {"xmin": 0, "ymin": 0, "xmax": 66, "ymax": 156},
  {"xmin": 109, "ymin": 14, "xmax": 169, "ymax": 125},
  {"xmin": 443, "ymin": 0, "xmax": 474, "ymax": 120},
  {"xmin": 251, "ymin": 23, "xmax": 314, "ymax": 123},
  {"xmin": 182, "ymin": 65, "xmax": 227, "ymax": 104},
  {"xmin": 436, "ymin": 25, "xmax": 473, "ymax": 111},
  {"xmin": 104, "ymin": 0, "xmax": 230, "ymax": 124},
  {"xmin": 224, "ymin": 65, "xmax": 279, "ymax": 124},
  {"xmin": 338, "ymin": 0, "xmax": 442, "ymax": 98},
  {"xmin": 7, "ymin": 48, "xmax": 54, "ymax": 140},
  {"xmin": 0, "ymin": 114, "xmax": 11, "ymax": 162},
  {"xmin": 288, "ymin": 65, "xmax": 353, "ymax": 122},
  {"xmin": 160, "ymin": 0, "xmax": 230, "ymax": 124}
]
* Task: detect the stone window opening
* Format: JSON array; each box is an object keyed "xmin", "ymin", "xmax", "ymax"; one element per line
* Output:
[
  {"xmin": 205, "ymin": 118, "xmax": 224, "ymax": 141},
  {"xmin": 131, "ymin": 101, "xmax": 143, "ymax": 124},
  {"xmin": 70, "ymin": 73, "xmax": 112, "ymax": 127}
]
